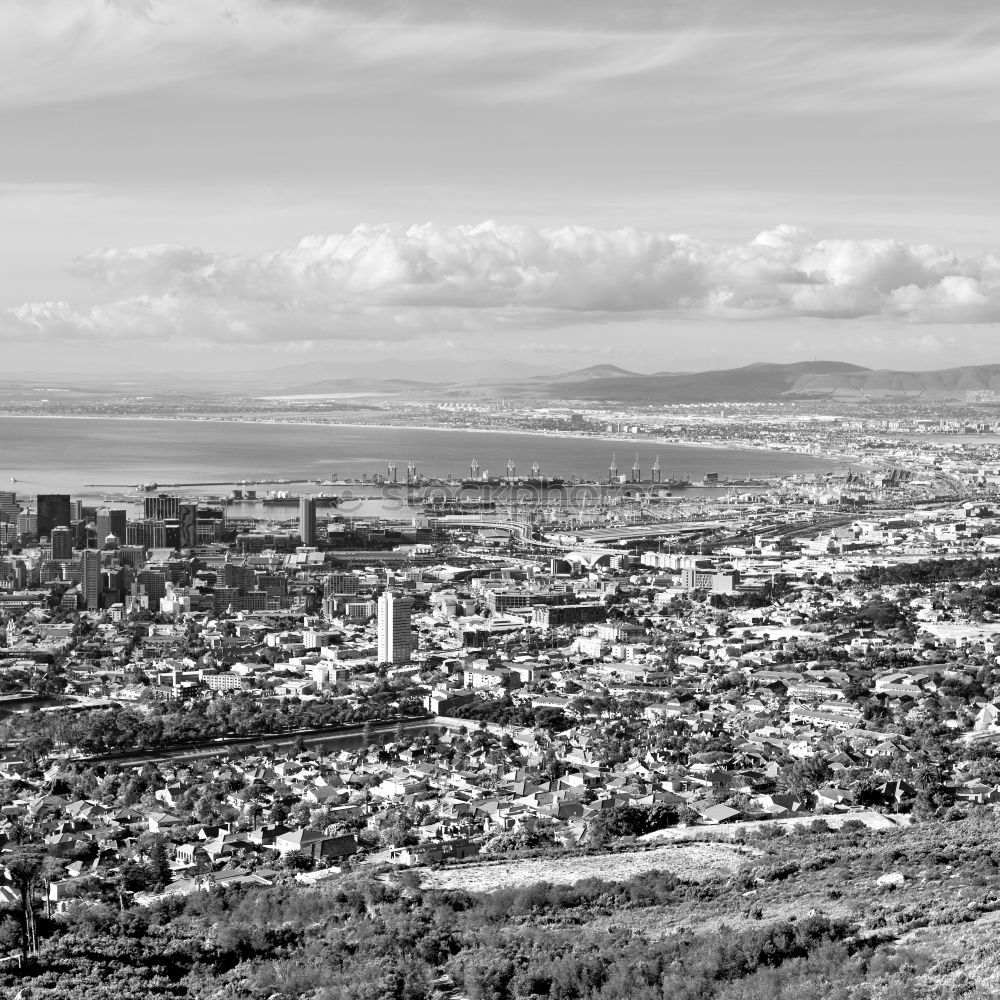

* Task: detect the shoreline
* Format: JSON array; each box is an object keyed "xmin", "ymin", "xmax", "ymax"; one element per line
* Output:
[{"xmin": 0, "ymin": 412, "xmax": 843, "ymax": 466}]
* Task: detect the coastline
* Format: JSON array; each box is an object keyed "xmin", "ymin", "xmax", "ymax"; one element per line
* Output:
[{"xmin": 0, "ymin": 412, "xmax": 842, "ymax": 465}]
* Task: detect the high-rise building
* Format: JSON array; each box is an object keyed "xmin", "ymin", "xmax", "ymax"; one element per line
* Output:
[
  {"xmin": 36, "ymin": 494, "xmax": 71, "ymax": 538},
  {"xmin": 213, "ymin": 586, "xmax": 241, "ymax": 614},
  {"xmin": 299, "ymin": 497, "xmax": 317, "ymax": 546},
  {"xmin": 118, "ymin": 545, "xmax": 146, "ymax": 567},
  {"xmin": 16, "ymin": 512, "xmax": 37, "ymax": 536},
  {"xmin": 96, "ymin": 508, "xmax": 128, "ymax": 548},
  {"xmin": 72, "ymin": 519, "xmax": 93, "ymax": 550},
  {"xmin": 81, "ymin": 549, "xmax": 101, "ymax": 611},
  {"xmin": 325, "ymin": 572, "xmax": 359, "ymax": 596},
  {"xmin": 144, "ymin": 494, "xmax": 179, "ymax": 521},
  {"xmin": 177, "ymin": 503, "xmax": 198, "ymax": 549},
  {"xmin": 134, "ymin": 569, "xmax": 167, "ymax": 611},
  {"xmin": 50, "ymin": 526, "xmax": 74, "ymax": 561},
  {"xmin": 223, "ymin": 562, "xmax": 256, "ymax": 592},
  {"xmin": 126, "ymin": 519, "xmax": 167, "ymax": 549},
  {"xmin": 163, "ymin": 520, "xmax": 181, "ymax": 549},
  {"xmin": 0, "ymin": 492, "xmax": 21, "ymax": 524},
  {"xmin": 377, "ymin": 590, "xmax": 415, "ymax": 665},
  {"xmin": 256, "ymin": 573, "xmax": 287, "ymax": 603}
]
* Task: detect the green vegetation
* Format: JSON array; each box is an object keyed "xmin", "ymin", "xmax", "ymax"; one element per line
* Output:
[
  {"xmin": 0, "ymin": 689, "xmax": 424, "ymax": 756},
  {"xmin": 855, "ymin": 556, "xmax": 1000, "ymax": 587},
  {"xmin": 4, "ymin": 813, "xmax": 1000, "ymax": 998}
]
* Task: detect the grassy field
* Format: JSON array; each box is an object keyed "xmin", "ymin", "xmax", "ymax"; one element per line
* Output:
[{"xmin": 417, "ymin": 841, "xmax": 754, "ymax": 892}]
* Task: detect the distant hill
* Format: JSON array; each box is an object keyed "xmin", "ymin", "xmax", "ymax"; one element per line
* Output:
[
  {"xmin": 484, "ymin": 361, "xmax": 1000, "ymax": 403},
  {"xmin": 509, "ymin": 361, "xmax": 868, "ymax": 403},
  {"xmin": 787, "ymin": 363, "xmax": 1000, "ymax": 399},
  {"xmin": 533, "ymin": 364, "xmax": 641, "ymax": 384},
  {"xmin": 12, "ymin": 359, "xmax": 1000, "ymax": 404},
  {"xmin": 260, "ymin": 377, "xmax": 430, "ymax": 397},
  {"xmin": 254, "ymin": 360, "xmax": 1000, "ymax": 403}
]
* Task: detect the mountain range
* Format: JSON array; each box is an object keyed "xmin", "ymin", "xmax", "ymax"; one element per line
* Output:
[
  {"xmin": 5, "ymin": 360, "xmax": 1000, "ymax": 404},
  {"xmin": 264, "ymin": 360, "xmax": 1000, "ymax": 403}
]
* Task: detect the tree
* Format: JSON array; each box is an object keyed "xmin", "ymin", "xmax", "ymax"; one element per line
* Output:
[
  {"xmin": 282, "ymin": 849, "xmax": 311, "ymax": 871},
  {"xmin": 146, "ymin": 837, "xmax": 172, "ymax": 890},
  {"xmin": 779, "ymin": 757, "xmax": 832, "ymax": 804},
  {"xmin": 116, "ymin": 860, "xmax": 153, "ymax": 908},
  {"xmin": 7, "ymin": 842, "xmax": 44, "ymax": 958}
]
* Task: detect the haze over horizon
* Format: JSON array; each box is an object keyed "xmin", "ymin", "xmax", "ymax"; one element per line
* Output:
[{"xmin": 2, "ymin": 1, "xmax": 999, "ymax": 378}]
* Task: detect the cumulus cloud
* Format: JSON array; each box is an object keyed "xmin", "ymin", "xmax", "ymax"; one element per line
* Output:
[{"xmin": 4, "ymin": 223, "xmax": 1000, "ymax": 345}]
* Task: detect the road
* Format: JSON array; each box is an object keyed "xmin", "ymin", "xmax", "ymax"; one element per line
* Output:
[{"xmin": 81, "ymin": 715, "xmax": 438, "ymax": 766}]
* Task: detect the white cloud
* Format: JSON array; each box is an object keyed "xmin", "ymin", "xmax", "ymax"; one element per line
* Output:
[
  {"xmin": 2, "ymin": 1, "xmax": 999, "ymax": 119},
  {"xmin": 4, "ymin": 223, "xmax": 1000, "ymax": 346}
]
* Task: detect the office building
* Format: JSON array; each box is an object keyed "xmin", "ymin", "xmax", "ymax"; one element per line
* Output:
[
  {"xmin": 72, "ymin": 519, "xmax": 92, "ymax": 550},
  {"xmin": 256, "ymin": 573, "xmax": 287, "ymax": 603},
  {"xmin": 531, "ymin": 603, "xmax": 607, "ymax": 629},
  {"xmin": 213, "ymin": 586, "xmax": 241, "ymax": 614},
  {"xmin": 163, "ymin": 520, "xmax": 181, "ymax": 550},
  {"xmin": 242, "ymin": 590, "xmax": 270, "ymax": 612},
  {"xmin": 50, "ymin": 526, "xmax": 74, "ymax": 561},
  {"xmin": 680, "ymin": 566, "xmax": 739, "ymax": 593},
  {"xmin": 136, "ymin": 569, "xmax": 167, "ymax": 609},
  {"xmin": 36, "ymin": 494, "xmax": 71, "ymax": 539},
  {"xmin": 16, "ymin": 512, "xmax": 37, "ymax": 537},
  {"xmin": 177, "ymin": 503, "xmax": 198, "ymax": 549},
  {"xmin": 96, "ymin": 508, "xmax": 128, "ymax": 548},
  {"xmin": 196, "ymin": 519, "xmax": 221, "ymax": 543},
  {"xmin": 344, "ymin": 600, "xmax": 377, "ymax": 622},
  {"xmin": 325, "ymin": 572, "xmax": 359, "ymax": 596},
  {"xmin": 127, "ymin": 519, "xmax": 167, "ymax": 549},
  {"xmin": 377, "ymin": 590, "xmax": 415, "ymax": 665},
  {"xmin": 81, "ymin": 549, "xmax": 101, "ymax": 611},
  {"xmin": 144, "ymin": 494, "xmax": 179, "ymax": 521},
  {"xmin": 223, "ymin": 562, "xmax": 256, "ymax": 591},
  {"xmin": 299, "ymin": 497, "xmax": 318, "ymax": 546},
  {"xmin": 0, "ymin": 492, "xmax": 21, "ymax": 524},
  {"xmin": 118, "ymin": 545, "xmax": 146, "ymax": 567}
]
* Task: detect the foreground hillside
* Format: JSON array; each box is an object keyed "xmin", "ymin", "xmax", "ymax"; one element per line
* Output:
[{"xmin": 3, "ymin": 812, "xmax": 1000, "ymax": 999}]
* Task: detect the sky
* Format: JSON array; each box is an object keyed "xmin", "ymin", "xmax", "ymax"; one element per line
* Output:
[{"xmin": 1, "ymin": 0, "xmax": 999, "ymax": 379}]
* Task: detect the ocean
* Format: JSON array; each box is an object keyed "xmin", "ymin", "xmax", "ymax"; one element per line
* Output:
[{"xmin": 0, "ymin": 416, "xmax": 839, "ymax": 506}]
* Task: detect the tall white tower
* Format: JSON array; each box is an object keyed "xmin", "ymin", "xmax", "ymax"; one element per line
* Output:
[{"xmin": 377, "ymin": 590, "xmax": 415, "ymax": 664}]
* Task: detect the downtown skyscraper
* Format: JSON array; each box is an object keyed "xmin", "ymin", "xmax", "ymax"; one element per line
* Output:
[{"xmin": 377, "ymin": 590, "xmax": 414, "ymax": 665}]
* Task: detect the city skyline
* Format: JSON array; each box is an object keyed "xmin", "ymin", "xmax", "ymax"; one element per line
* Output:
[{"xmin": 2, "ymin": 1, "xmax": 999, "ymax": 377}]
